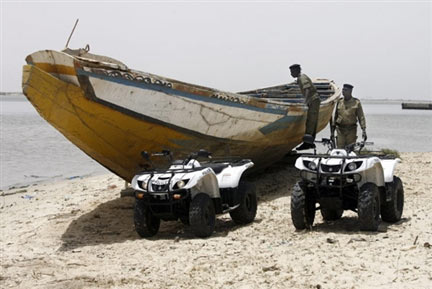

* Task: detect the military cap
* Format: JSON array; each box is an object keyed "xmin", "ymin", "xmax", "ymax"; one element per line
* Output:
[
  {"xmin": 343, "ymin": 84, "xmax": 354, "ymax": 89},
  {"xmin": 289, "ymin": 64, "xmax": 301, "ymax": 70}
]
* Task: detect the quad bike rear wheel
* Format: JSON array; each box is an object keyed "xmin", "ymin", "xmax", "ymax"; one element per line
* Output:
[
  {"xmin": 291, "ymin": 182, "xmax": 316, "ymax": 230},
  {"xmin": 358, "ymin": 182, "xmax": 380, "ymax": 231},
  {"xmin": 381, "ymin": 176, "xmax": 404, "ymax": 222},
  {"xmin": 230, "ymin": 181, "xmax": 257, "ymax": 224}
]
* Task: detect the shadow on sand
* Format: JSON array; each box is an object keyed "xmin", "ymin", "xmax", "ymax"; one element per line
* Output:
[
  {"xmin": 59, "ymin": 151, "xmax": 409, "ymax": 250},
  {"xmin": 59, "ymin": 195, "xmax": 263, "ymax": 251},
  {"xmin": 59, "ymin": 156, "xmax": 299, "ymax": 251},
  {"xmin": 311, "ymin": 215, "xmax": 410, "ymax": 235}
]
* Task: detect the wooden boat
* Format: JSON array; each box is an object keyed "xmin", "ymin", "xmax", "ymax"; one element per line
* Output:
[{"xmin": 22, "ymin": 48, "xmax": 340, "ymax": 182}]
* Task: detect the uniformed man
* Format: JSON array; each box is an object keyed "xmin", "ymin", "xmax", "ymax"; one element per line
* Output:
[
  {"xmin": 289, "ymin": 64, "xmax": 321, "ymax": 150},
  {"xmin": 332, "ymin": 84, "xmax": 367, "ymax": 148}
]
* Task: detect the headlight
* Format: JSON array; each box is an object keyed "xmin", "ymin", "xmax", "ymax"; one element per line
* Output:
[
  {"xmin": 303, "ymin": 160, "xmax": 317, "ymax": 171},
  {"xmin": 173, "ymin": 179, "xmax": 189, "ymax": 189},
  {"xmin": 138, "ymin": 180, "xmax": 148, "ymax": 190},
  {"xmin": 345, "ymin": 161, "xmax": 363, "ymax": 172},
  {"xmin": 176, "ymin": 180, "xmax": 185, "ymax": 188},
  {"xmin": 347, "ymin": 162, "xmax": 357, "ymax": 171},
  {"xmin": 308, "ymin": 162, "xmax": 317, "ymax": 170}
]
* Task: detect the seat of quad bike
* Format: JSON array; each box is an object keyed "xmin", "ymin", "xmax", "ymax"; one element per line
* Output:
[{"xmin": 203, "ymin": 163, "xmax": 230, "ymax": 174}]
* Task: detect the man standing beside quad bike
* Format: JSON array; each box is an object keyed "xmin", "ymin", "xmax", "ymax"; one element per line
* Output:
[{"xmin": 332, "ymin": 83, "xmax": 367, "ymax": 148}]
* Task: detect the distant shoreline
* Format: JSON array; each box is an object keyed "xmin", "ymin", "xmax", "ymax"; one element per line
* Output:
[
  {"xmin": 362, "ymin": 99, "xmax": 432, "ymax": 104},
  {"xmin": 1, "ymin": 92, "xmax": 430, "ymax": 103},
  {"xmin": 0, "ymin": 92, "xmax": 22, "ymax": 95}
]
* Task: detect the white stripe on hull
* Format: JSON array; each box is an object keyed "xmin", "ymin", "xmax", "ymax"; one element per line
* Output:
[{"xmin": 87, "ymin": 76, "xmax": 302, "ymax": 141}]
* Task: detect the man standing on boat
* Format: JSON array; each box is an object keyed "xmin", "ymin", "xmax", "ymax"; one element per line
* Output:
[
  {"xmin": 289, "ymin": 64, "xmax": 321, "ymax": 150},
  {"xmin": 332, "ymin": 84, "xmax": 367, "ymax": 148}
]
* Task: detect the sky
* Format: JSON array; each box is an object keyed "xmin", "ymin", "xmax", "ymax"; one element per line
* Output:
[{"xmin": 1, "ymin": 0, "xmax": 431, "ymax": 100}]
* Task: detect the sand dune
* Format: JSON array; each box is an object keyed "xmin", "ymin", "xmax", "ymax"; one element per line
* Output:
[{"xmin": 1, "ymin": 152, "xmax": 431, "ymax": 288}]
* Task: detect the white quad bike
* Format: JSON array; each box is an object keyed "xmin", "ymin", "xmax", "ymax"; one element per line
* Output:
[
  {"xmin": 131, "ymin": 150, "xmax": 257, "ymax": 238},
  {"xmin": 291, "ymin": 138, "xmax": 404, "ymax": 231}
]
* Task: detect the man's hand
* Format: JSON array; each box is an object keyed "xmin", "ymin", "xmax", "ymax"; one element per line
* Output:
[{"xmin": 362, "ymin": 130, "xmax": 367, "ymax": 141}]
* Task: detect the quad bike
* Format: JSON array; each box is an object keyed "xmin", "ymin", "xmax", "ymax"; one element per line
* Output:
[
  {"xmin": 291, "ymin": 138, "xmax": 404, "ymax": 231},
  {"xmin": 131, "ymin": 149, "xmax": 257, "ymax": 238}
]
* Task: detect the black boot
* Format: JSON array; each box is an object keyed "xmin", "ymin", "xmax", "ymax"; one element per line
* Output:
[{"xmin": 296, "ymin": 134, "xmax": 316, "ymax": 151}]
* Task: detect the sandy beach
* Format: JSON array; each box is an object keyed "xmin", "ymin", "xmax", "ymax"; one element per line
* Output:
[{"xmin": 1, "ymin": 152, "xmax": 431, "ymax": 289}]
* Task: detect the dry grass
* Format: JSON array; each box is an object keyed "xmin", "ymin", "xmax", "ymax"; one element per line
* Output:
[{"xmin": 359, "ymin": 148, "xmax": 401, "ymax": 158}]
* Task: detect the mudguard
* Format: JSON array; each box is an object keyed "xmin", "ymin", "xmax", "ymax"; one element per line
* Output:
[
  {"xmin": 131, "ymin": 174, "xmax": 150, "ymax": 191},
  {"xmin": 217, "ymin": 162, "xmax": 254, "ymax": 188},
  {"xmin": 190, "ymin": 171, "xmax": 220, "ymax": 199},
  {"xmin": 295, "ymin": 157, "xmax": 305, "ymax": 170},
  {"xmin": 380, "ymin": 158, "xmax": 401, "ymax": 183},
  {"xmin": 360, "ymin": 158, "xmax": 385, "ymax": 187}
]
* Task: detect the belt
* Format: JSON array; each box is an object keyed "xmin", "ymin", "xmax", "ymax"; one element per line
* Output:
[{"xmin": 336, "ymin": 124, "xmax": 357, "ymax": 129}]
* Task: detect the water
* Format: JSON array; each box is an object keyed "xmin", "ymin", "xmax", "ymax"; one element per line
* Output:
[
  {"xmin": 1, "ymin": 95, "xmax": 431, "ymax": 189},
  {"xmin": 1, "ymin": 94, "xmax": 108, "ymax": 189},
  {"xmin": 317, "ymin": 100, "xmax": 432, "ymax": 152},
  {"xmin": 359, "ymin": 101, "xmax": 432, "ymax": 151}
]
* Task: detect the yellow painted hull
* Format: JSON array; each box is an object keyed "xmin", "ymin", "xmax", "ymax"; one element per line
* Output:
[{"xmin": 22, "ymin": 63, "xmax": 336, "ymax": 182}]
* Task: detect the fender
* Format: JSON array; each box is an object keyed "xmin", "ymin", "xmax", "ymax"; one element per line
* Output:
[
  {"xmin": 360, "ymin": 158, "xmax": 385, "ymax": 187},
  {"xmin": 131, "ymin": 175, "xmax": 139, "ymax": 189},
  {"xmin": 218, "ymin": 162, "xmax": 254, "ymax": 188},
  {"xmin": 295, "ymin": 157, "xmax": 315, "ymax": 170},
  {"xmin": 190, "ymin": 170, "xmax": 220, "ymax": 199},
  {"xmin": 380, "ymin": 158, "xmax": 401, "ymax": 183},
  {"xmin": 295, "ymin": 157, "xmax": 305, "ymax": 170},
  {"xmin": 131, "ymin": 173, "xmax": 151, "ymax": 191}
]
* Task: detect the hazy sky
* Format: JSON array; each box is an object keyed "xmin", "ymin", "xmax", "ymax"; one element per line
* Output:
[{"xmin": 1, "ymin": 0, "xmax": 431, "ymax": 100}]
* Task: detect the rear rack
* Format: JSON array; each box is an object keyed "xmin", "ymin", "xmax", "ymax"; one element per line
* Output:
[{"xmin": 301, "ymin": 153, "xmax": 398, "ymax": 160}]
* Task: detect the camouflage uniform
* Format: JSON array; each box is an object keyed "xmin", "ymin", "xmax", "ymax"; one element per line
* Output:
[
  {"xmin": 334, "ymin": 97, "xmax": 366, "ymax": 148},
  {"xmin": 298, "ymin": 74, "xmax": 321, "ymax": 139}
]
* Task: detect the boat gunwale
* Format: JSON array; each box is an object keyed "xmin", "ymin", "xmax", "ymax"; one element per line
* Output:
[
  {"xmin": 73, "ymin": 57, "xmax": 340, "ymax": 108},
  {"xmin": 26, "ymin": 49, "xmax": 340, "ymax": 114}
]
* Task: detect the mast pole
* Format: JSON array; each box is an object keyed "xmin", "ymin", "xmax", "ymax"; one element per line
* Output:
[{"xmin": 65, "ymin": 19, "xmax": 79, "ymax": 49}]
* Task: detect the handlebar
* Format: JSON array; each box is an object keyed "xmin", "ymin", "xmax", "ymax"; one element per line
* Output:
[
  {"xmin": 346, "ymin": 140, "xmax": 374, "ymax": 153},
  {"xmin": 315, "ymin": 138, "xmax": 333, "ymax": 145},
  {"xmin": 315, "ymin": 138, "xmax": 335, "ymax": 152},
  {"xmin": 314, "ymin": 137, "xmax": 373, "ymax": 153}
]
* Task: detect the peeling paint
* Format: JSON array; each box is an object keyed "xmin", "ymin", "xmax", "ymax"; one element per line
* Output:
[{"xmin": 22, "ymin": 49, "xmax": 341, "ymax": 181}]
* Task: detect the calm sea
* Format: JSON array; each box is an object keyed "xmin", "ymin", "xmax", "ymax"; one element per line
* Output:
[
  {"xmin": 1, "ymin": 94, "xmax": 108, "ymax": 190},
  {"xmin": 316, "ymin": 99, "xmax": 432, "ymax": 151},
  {"xmin": 1, "ymin": 94, "xmax": 431, "ymax": 189}
]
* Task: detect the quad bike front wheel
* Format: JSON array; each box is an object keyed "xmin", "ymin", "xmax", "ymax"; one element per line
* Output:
[
  {"xmin": 291, "ymin": 182, "xmax": 316, "ymax": 230},
  {"xmin": 134, "ymin": 200, "xmax": 161, "ymax": 237},
  {"xmin": 358, "ymin": 182, "xmax": 381, "ymax": 231},
  {"xmin": 189, "ymin": 193, "xmax": 216, "ymax": 238},
  {"xmin": 381, "ymin": 176, "xmax": 404, "ymax": 222},
  {"xmin": 230, "ymin": 181, "xmax": 257, "ymax": 224}
]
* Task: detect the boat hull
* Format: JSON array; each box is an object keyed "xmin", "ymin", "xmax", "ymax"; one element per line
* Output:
[{"xmin": 22, "ymin": 50, "xmax": 339, "ymax": 182}]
